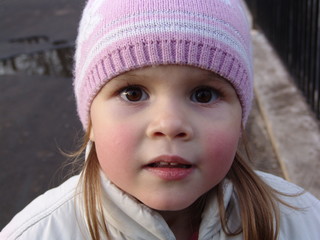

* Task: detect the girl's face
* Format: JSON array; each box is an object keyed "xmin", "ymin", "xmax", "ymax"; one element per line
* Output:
[{"xmin": 90, "ymin": 65, "xmax": 241, "ymax": 211}]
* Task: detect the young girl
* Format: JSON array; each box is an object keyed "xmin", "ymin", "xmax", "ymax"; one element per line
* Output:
[{"xmin": 1, "ymin": 0, "xmax": 320, "ymax": 239}]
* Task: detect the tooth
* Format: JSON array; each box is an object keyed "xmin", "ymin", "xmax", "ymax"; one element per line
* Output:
[
  {"xmin": 170, "ymin": 163, "xmax": 179, "ymax": 166},
  {"xmin": 158, "ymin": 162, "xmax": 169, "ymax": 166}
]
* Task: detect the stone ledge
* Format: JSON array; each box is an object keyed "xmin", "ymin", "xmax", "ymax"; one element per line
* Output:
[{"xmin": 252, "ymin": 29, "xmax": 320, "ymax": 199}]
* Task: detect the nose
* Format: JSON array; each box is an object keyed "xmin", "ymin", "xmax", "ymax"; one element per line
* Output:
[{"xmin": 146, "ymin": 103, "xmax": 193, "ymax": 141}]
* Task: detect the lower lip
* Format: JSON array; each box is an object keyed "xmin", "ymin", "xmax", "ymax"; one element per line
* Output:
[{"xmin": 145, "ymin": 167, "xmax": 194, "ymax": 181}]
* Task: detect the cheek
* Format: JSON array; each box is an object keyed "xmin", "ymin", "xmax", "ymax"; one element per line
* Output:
[
  {"xmin": 203, "ymin": 128, "xmax": 240, "ymax": 178},
  {"xmin": 94, "ymin": 123, "xmax": 137, "ymax": 170}
]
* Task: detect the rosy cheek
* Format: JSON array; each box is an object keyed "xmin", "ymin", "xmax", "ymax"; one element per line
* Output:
[
  {"xmin": 94, "ymin": 124, "xmax": 136, "ymax": 169},
  {"xmin": 204, "ymin": 129, "xmax": 240, "ymax": 178}
]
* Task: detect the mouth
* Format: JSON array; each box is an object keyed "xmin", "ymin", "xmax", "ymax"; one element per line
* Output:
[
  {"xmin": 145, "ymin": 155, "xmax": 193, "ymax": 169},
  {"xmin": 147, "ymin": 162, "xmax": 192, "ymax": 169},
  {"xmin": 144, "ymin": 155, "xmax": 194, "ymax": 181}
]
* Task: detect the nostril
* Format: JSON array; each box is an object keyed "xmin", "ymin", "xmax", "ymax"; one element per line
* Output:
[
  {"xmin": 152, "ymin": 131, "xmax": 187, "ymax": 139},
  {"xmin": 177, "ymin": 132, "xmax": 187, "ymax": 138},
  {"xmin": 154, "ymin": 132, "xmax": 165, "ymax": 137}
]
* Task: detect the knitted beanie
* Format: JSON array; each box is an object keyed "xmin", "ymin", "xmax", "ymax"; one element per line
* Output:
[{"xmin": 74, "ymin": 0, "xmax": 253, "ymax": 129}]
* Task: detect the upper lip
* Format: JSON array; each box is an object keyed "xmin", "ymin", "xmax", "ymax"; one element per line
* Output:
[{"xmin": 144, "ymin": 155, "xmax": 193, "ymax": 167}]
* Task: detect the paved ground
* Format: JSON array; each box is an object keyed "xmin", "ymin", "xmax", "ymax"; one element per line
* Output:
[
  {"xmin": 0, "ymin": 0, "xmax": 83, "ymax": 59},
  {"xmin": 1, "ymin": 0, "xmax": 319, "ymax": 230},
  {"xmin": 0, "ymin": 0, "xmax": 84, "ymax": 229}
]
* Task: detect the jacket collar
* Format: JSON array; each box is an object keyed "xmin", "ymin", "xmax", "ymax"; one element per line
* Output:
[{"xmin": 99, "ymin": 171, "xmax": 236, "ymax": 239}]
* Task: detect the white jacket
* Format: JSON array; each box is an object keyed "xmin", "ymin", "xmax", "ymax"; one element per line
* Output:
[{"xmin": 1, "ymin": 171, "xmax": 320, "ymax": 240}]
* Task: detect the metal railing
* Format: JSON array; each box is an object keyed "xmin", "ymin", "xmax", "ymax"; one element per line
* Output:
[{"xmin": 245, "ymin": 0, "xmax": 320, "ymax": 119}]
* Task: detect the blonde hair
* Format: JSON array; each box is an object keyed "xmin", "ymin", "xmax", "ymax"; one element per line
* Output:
[{"xmin": 71, "ymin": 129, "xmax": 296, "ymax": 240}]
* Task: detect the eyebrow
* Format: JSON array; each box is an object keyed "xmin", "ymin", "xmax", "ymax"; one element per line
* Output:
[
  {"xmin": 203, "ymin": 71, "xmax": 224, "ymax": 80},
  {"xmin": 115, "ymin": 69, "xmax": 230, "ymax": 86},
  {"xmin": 200, "ymin": 71, "xmax": 231, "ymax": 85},
  {"xmin": 114, "ymin": 72, "xmax": 147, "ymax": 82}
]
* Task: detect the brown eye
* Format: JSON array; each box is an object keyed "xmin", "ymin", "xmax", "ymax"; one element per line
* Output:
[
  {"xmin": 120, "ymin": 86, "xmax": 148, "ymax": 102},
  {"xmin": 191, "ymin": 87, "xmax": 220, "ymax": 103}
]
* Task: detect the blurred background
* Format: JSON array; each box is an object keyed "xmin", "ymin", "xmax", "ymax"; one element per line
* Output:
[
  {"xmin": 1, "ymin": 0, "xmax": 320, "ymax": 229},
  {"xmin": 0, "ymin": 0, "xmax": 84, "ymax": 228}
]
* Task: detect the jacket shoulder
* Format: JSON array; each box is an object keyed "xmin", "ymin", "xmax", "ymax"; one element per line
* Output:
[
  {"xmin": 0, "ymin": 175, "xmax": 86, "ymax": 240},
  {"xmin": 257, "ymin": 171, "xmax": 320, "ymax": 239}
]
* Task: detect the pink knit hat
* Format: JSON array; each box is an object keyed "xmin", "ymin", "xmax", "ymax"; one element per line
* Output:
[{"xmin": 74, "ymin": 0, "xmax": 253, "ymax": 129}]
